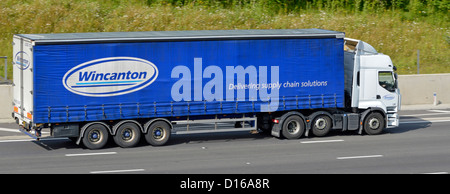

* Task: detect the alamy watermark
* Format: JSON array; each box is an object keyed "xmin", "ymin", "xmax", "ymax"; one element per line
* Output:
[{"xmin": 171, "ymin": 58, "xmax": 280, "ymax": 112}]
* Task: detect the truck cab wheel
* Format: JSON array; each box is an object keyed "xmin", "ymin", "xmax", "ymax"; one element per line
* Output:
[
  {"xmin": 82, "ymin": 124, "xmax": 109, "ymax": 150},
  {"xmin": 312, "ymin": 115, "xmax": 332, "ymax": 137},
  {"xmin": 113, "ymin": 122, "xmax": 142, "ymax": 148},
  {"xmin": 145, "ymin": 121, "xmax": 171, "ymax": 146},
  {"xmin": 364, "ymin": 112, "xmax": 384, "ymax": 135},
  {"xmin": 282, "ymin": 115, "xmax": 305, "ymax": 139}
]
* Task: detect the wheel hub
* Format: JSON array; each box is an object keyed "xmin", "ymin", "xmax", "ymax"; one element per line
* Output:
[
  {"xmin": 287, "ymin": 120, "xmax": 300, "ymax": 134},
  {"xmin": 88, "ymin": 130, "xmax": 101, "ymax": 143},
  {"xmin": 121, "ymin": 128, "xmax": 133, "ymax": 141},
  {"xmin": 368, "ymin": 118, "xmax": 380, "ymax": 129},
  {"xmin": 314, "ymin": 118, "xmax": 327, "ymax": 130},
  {"xmin": 153, "ymin": 127, "xmax": 164, "ymax": 140}
]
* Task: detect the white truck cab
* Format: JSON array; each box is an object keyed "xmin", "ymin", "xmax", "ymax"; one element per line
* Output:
[{"xmin": 344, "ymin": 38, "xmax": 401, "ymax": 129}]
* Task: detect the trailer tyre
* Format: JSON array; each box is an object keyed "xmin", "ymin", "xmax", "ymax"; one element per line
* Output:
[
  {"xmin": 82, "ymin": 124, "xmax": 109, "ymax": 150},
  {"xmin": 282, "ymin": 115, "xmax": 305, "ymax": 139},
  {"xmin": 312, "ymin": 115, "xmax": 332, "ymax": 137},
  {"xmin": 145, "ymin": 121, "xmax": 171, "ymax": 146},
  {"xmin": 364, "ymin": 112, "xmax": 384, "ymax": 135},
  {"xmin": 113, "ymin": 122, "xmax": 142, "ymax": 148}
]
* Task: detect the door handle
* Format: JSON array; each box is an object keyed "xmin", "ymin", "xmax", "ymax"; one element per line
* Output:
[{"xmin": 376, "ymin": 95, "xmax": 381, "ymax": 99}]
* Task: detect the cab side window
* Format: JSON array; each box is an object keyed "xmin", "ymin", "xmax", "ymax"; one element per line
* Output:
[{"xmin": 378, "ymin": 71, "xmax": 395, "ymax": 92}]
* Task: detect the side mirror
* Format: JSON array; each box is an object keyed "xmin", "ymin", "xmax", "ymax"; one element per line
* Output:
[{"xmin": 394, "ymin": 73, "xmax": 398, "ymax": 89}]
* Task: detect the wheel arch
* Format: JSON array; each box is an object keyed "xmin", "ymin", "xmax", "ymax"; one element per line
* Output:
[
  {"xmin": 111, "ymin": 120, "xmax": 144, "ymax": 135},
  {"xmin": 143, "ymin": 118, "xmax": 173, "ymax": 134}
]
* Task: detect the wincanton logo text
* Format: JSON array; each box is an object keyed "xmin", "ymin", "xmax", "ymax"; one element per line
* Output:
[
  {"xmin": 63, "ymin": 57, "xmax": 158, "ymax": 97},
  {"xmin": 78, "ymin": 70, "xmax": 148, "ymax": 82}
]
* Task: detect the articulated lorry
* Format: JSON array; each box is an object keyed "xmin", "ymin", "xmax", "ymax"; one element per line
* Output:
[{"xmin": 12, "ymin": 29, "xmax": 401, "ymax": 149}]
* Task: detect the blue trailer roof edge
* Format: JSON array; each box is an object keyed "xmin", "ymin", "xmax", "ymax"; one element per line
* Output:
[{"xmin": 16, "ymin": 29, "xmax": 345, "ymax": 45}]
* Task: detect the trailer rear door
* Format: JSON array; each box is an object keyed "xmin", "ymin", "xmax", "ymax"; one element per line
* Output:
[{"xmin": 12, "ymin": 36, "xmax": 34, "ymax": 125}]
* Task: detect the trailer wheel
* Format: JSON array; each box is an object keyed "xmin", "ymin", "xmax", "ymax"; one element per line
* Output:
[
  {"xmin": 82, "ymin": 124, "xmax": 109, "ymax": 150},
  {"xmin": 113, "ymin": 122, "xmax": 142, "ymax": 148},
  {"xmin": 145, "ymin": 121, "xmax": 171, "ymax": 146},
  {"xmin": 282, "ymin": 115, "xmax": 304, "ymax": 139},
  {"xmin": 312, "ymin": 115, "xmax": 332, "ymax": 137},
  {"xmin": 364, "ymin": 112, "xmax": 384, "ymax": 135}
]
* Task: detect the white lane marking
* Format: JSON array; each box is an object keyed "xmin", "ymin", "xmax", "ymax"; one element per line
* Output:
[
  {"xmin": 400, "ymin": 119, "xmax": 450, "ymax": 124},
  {"xmin": 0, "ymin": 139, "xmax": 34, "ymax": 143},
  {"xmin": 0, "ymin": 137, "xmax": 66, "ymax": 143},
  {"xmin": 428, "ymin": 110, "xmax": 450, "ymax": 113},
  {"xmin": 65, "ymin": 152, "xmax": 117, "ymax": 157},
  {"xmin": 0, "ymin": 128, "xmax": 22, "ymax": 133},
  {"xmin": 422, "ymin": 172, "xmax": 448, "ymax": 174},
  {"xmin": 0, "ymin": 127, "xmax": 49, "ymax": 134},
  {"xmin": 0, "ymin": 127, "xmax": 22, "ymax": 133},
  {"xmin": 90, "ymin": 169, "xmax": 145, "ymax": 174},
  {"xmin": 401, "ymin": 112, "xmax": 450, "ymax": 117},
  {"xmin": 301, "ymin": 139, "xmax": 344, "ymax": 144},
  {"xmin": 337, "ymin": 155, "xmax": 383, "ymax": 160}
]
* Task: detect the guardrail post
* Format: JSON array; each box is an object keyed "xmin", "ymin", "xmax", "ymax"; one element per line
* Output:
[
  {"xmin": 417, "ymin": 49, "xmax": 420, "ymax": 74},
  {"xmin": 0, "ymin": 56, "xmax": 6, "ymax": 80}
]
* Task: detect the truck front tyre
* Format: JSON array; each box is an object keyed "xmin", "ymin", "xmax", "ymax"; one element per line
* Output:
[
  {"xmin": 281, "ymin": 115, "xmax": 305, "ymax": 139},
  {"xmin": 82, "ymin": 124, "xmax": 109, "ymax": 150},
  {"xmin": 113, "ymin": 122, "xmax": 142, "ymax": 148},
  {"xmin": 363, "ymin": 112, "xmax": 385, "ymax": 135},
  {"xmin": 312, "ymin": 115, "xmax": 332, "ymax": 137},
  {"xmin": 145, "ymin": 121, "xmax": 171, "ymax": 146}
]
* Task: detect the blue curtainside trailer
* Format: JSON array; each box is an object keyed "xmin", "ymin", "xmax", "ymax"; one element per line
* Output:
[{"xmin": 12, "ymin": 29, "xmax": 400, "ymax": 149}]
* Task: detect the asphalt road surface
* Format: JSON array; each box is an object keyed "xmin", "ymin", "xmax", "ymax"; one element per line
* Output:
[{"xmin": 1, "ymin": 109, "xmax": 449, "ymax": 174}]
